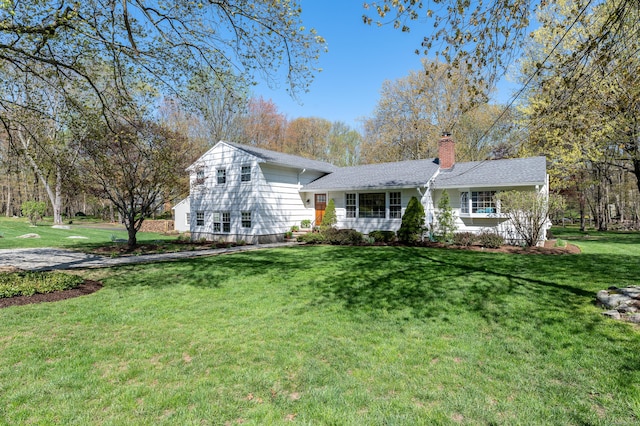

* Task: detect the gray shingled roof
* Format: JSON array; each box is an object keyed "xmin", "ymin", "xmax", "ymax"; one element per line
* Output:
[
  {"xmin": 303, "ymin": 159, "xmax": 441, "ymax": 191},
  {"xmin": 225, "ymin": 142, "xmax": 338, "ymax": 173},
  {"xmin": 433, "ymin": 156, "xmax": 547, "ymax": 188}
]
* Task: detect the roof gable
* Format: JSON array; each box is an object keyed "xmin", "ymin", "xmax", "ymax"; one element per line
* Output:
[{"xmin": 224, "ymin": 142, "xmax": 338, "ymax": 173}]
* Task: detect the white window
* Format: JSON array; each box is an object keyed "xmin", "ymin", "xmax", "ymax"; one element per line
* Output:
[
  {"xmin": 460, "ymin": 191, "xmax": 497, "ymax": 214},
  {"xmin": 196, "ymin": 211, "xmax": 204, "ymax": 226},
  {"xmin": 359, "ymin": 193, "xmax": 385, "ymax": 218},
  {"xmin": 345, "ymin": 193, "xmax": 356, "ymax": 218},
  {"xmin": 389, "ymin": 192, "xmax": 402, "ymax": 218},
  {"xmin": 460, "ymin": 192, "xmax": 469, "ymax": 214},
  {"xmin": 241, "ymin": 211, "xmax": 252, "ymax": 228},
  {"xmin": 212, "ymin": 212, "xmax": 221, "ymax": 232},
  {"xmin": 217, "ymin": 168, "xmax": 226, "ymax": 184},
  {"xmin": 185, "ymin": 212, "xmax": 191, "ymax": 226},
  {"xmin": 222, "ymin": 212, "xmax": 231, "ymax": 232},
  {"xmin": 241, "ymin": 165, "xmax": 251, "ymax": 182},
  {"xmin": 195, "ymin": 168, "xmax": 205, "ymax": 185}
]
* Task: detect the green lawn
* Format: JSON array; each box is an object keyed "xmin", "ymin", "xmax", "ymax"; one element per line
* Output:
[
  {"xmin": 1, "ymin": 233, "xmax": 639, "ymax": 424},
  {"xmin": 0, "ymin": 216, "xmax": 174, "ymax": 249}
]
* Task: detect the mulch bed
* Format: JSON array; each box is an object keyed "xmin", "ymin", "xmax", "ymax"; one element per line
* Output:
[{"xmin": 0, "ymin": 280, "xmax": 103, "ymax": 309}]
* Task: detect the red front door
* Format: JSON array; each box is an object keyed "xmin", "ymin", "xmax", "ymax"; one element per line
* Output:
[{"xmin": 315, "ymin": 194, "xmax": 327, "ymax": 225}]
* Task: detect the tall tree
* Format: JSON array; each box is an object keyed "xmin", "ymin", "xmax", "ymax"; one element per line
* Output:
[
  {"xmin": 239, "ymin": 97, "xmax": 287, "ymax": 149},
  {"xmin": 284, "ymin": 117, "xmax": 332, "ymax": 160},
  {"xmin": 361, "ymin": 59, "xmax": 505, "ymax": 163},
  {"xmin": 81, "ymin": 120, "xmax": 192, "ymax": 248},
  {"xmin": 363, "ymin": 0, "xmax": 637, "ymax": 104},
  {"xmin": 0, "ymin": 1, "xmax": 326, "ymax": 127}
]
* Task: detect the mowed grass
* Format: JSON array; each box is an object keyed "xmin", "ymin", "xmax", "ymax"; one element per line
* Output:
[
  {"xmin": 1, "ymin": 239, "xmax": 640, "ymax": 424},
  {"xmin": 0, "ymin": 216, "xmax": 174, "ymax": 249}
]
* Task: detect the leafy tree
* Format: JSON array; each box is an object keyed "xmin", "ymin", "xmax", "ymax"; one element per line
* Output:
[
  {"xmin": 327, "ymin": 121, "xmax": 362, "ymax": 166},
  {"xmin": 81, "ymin": 120, "xmax": 192, "ymax": 249},
  {"xmin": 397, "ymin": 196, "xmax": 426, "ymax": 244},
  {"xmin": 361, "ymin": 59, "xmax": 507, "ymax": 163},
  {"xmin": 497, "ymin": 190, "xmax": 564, "ymax": 247},
  {"xmin": 435, "ymin": 190, "xmax": 457, "ymax": 243},
  {"xmin": 239, "ymin": 97, "xmax": 287, "ymax": 149},
  {"xmin": 21, "ymin": 201, "xmax": 46, "ymax": 226},
  {"xmin": 284, "ymin": 117, "xmax": 332, "ymax": 160},
  {"xmin": 321, "ymin": 199, "xmax": 337, "ymax": 229},
  {"xmin": 363, "ymin": 0, "xmax": 637, "ymax": 105},
  {"xmin": 0, "ymin": 1, "xmax": 326, "ymax": 128}
]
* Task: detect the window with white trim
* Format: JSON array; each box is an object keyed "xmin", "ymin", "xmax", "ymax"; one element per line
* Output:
[
  {"xmin": 241, "ymin": 165, "xmax": 251, "ymax": 182},
  {"xmin": 217, "ymin": 168, "xmax": 226, "ymax": 184},
  {"xmin": 241, "ymin": 211, "xmax": 252, "ymax": 228},
  {"xmin": 460, "ymin": 191, "xmax": 497, "ymax": 214},
  {"xmin": 186, "ymin": 212, "xmax": 191, "ymax": 226},
  {"xmin": 196, "ymin": 211, "xmax": 204, "ymax": 226},
  {"xmin": 389, "ymin": 192, "xmax": 402, "ymax": 218},
  {"xmin": 222, "ymin": 212, "xmax": 231, "ymax": 232},
  {"xmin": 212, "ymin": 212, "xmax": 221, "ymax": 232},
  {"xmin": 345, "ymin": 193, "xmax": 356, "ymax": 218},
  {"xmin": 460, "ymin": 192, "xmax": 469, "ymax": 214},
  {"xmin": 359, "ymin": 193, "xmax": 385, "ymax": 218},
  {"xmin": 195, "ymin": 168, "xmax": 205, "ymax": 185}
]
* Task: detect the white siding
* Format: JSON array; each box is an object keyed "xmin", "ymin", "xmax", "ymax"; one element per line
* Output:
[
  {"xmin": 172, "ymin": 197, "xmax": 190, "ymax": 233},
  {"xmin": 188, "ymin": 142, "xmax": 323, "ymax": 242},
  {"xmin": 325, "ymin": 189, "xmax": 424, "ymax": 234}
]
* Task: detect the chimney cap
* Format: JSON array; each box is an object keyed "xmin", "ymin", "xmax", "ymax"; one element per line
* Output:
[{"xmin": 441, "ymin": 131, "xmax": 452, "ymax": 137}]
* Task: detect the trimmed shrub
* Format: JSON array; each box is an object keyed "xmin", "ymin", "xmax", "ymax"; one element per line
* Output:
[
  {"xmin": 478, "ymin": 231, "xmax": 504, "ymax": 248},
  {"xmin": 397, "ymin": 196, "xmax": 426, "ymax": 244},
  {"xmin": 297, "ymin": 232, "xmax": 326, "ymax": 244},
  {"xmin": 321, "ymin": 199, "xmax": 337, "ymax": 229},
  {"xmin": 0, "ymin": 272, "xmax": 84, "ymax": 299},
  {"xmin": 368, "ymin": 230, "xmax": 396, "ymax": 244},
  {"xmin": 453, "ymin": 232, "xmax": 476, "ymax": 247},
  {"xmin": 324, "ymin": 228, "xmax": 363, "ymax": 245}
]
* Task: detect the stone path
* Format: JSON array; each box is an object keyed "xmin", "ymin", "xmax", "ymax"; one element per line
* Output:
[{"xmin": 0, "ymin": 243, "xmax": 296, "ymax": 272}]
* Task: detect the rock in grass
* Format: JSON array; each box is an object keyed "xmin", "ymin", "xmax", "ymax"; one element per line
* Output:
[{"xmin": 16, "ymin": 233, "xmax": 40, "ymax": 239}]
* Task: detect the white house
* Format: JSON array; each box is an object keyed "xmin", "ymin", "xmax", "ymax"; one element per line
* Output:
[
  {"xmin": 186, "ymin": 136, "xmax": 550, "ymax": 245},
  {"xmin": 172, "ymin": 197, "xmax": 190, "ymax": 233}
]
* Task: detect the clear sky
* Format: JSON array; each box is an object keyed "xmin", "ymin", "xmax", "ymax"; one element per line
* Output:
[{"xmin": 253, "ymin": 1, "xmax": 517, "ymax": 132}]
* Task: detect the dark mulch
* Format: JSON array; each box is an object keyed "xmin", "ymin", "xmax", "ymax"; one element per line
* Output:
[{"xmin": 0, "ymin": 280, "xmax": 103, "ymax": 309}]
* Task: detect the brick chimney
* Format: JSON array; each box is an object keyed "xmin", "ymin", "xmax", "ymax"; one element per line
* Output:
[{"xmin": 438, "ymin": 132, "xmax": 455, "ymax": 170}]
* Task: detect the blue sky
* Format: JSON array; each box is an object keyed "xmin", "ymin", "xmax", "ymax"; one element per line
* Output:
[{"xmin": 253, "ymin": 1, "xmax": 518, "ymax": 131}]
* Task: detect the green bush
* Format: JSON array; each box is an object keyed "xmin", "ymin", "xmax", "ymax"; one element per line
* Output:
[
  {"xmin": 297, "ymin": 232, "xmax": 326, "ymax": 244},
  {"xmin": 368, "ymin": 230, "xmax": 396, "ymax": 243},
  {"xmin": 290, "ymin": 225, "xmax": 299, "ymax": 232},
  {"xmin": 0, "ymin": 272, "xmax": 84, "ymax": 299},
  {"xmin": 321, "ymin": 199, "xmax": 337, "ymax": 229},
  {"xmin": 477, "ymin": 231, "xmax": 504, "ymax": 248},
  {"xmin": 453, "ymin": 232, "xmax": 476, "ymax": 247},
  {"xmin": 21, "ymin": 201, "xmax": 47, "ymax": 226},
  {"xmin": 324, "ymin": 228, "xmax": 363, "ymax": 245},
  {"xmin": 397, "ymin": 196, "xmax": 426, "ymax": 244},
  {"xmin": 435, "ymin": 190, "xmax": 457, "ymax": 243},
  {"xmin": 300, "ymin": 219, "xmax": 311, "ymax": 228}
]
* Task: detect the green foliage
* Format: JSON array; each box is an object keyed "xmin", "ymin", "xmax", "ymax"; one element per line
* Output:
[
  {"xmin": 323, "ymin": 228, "xmax": 364, "ymax": 245},
  {"xmin": 435, "ymin": 190, "xmax": 457, "ymax": 243},
  {"xmin": 321, "ymin": 199, "xmax": 337, "ymax": 229},
  {"xmin": 0, "ymin": 272, "xmax": 83, "ymax": 299},
  {"xmin": 368, "ymin": 230, "xmax": 397, "ymax": 243},
  {"xmin": 300, "ymin": 219, "xmax": 311, "ymax": 228},
  {"xmin": 397, "ymin": 196, "xmax": 426, "ymax": 244},
  {"xmin": 21, "ymin": 201, "xmax": 47, "ymax": 226},
  {"xmin": 498, "ymin": 190, "xmax": 564, "ymax": 247},
  {"xmin": 296, "ymin": 232, "xmax": 326, "ymax": 244},
  {"xmin": 477, "ymin": 231, "xmax": 504, "ymax": 248},
  {"xmin": 290, "ymin": 225, "xmax": 299, "ymax": 232},
  {"xmin": 453, "ymin": 232, "xmax": 476, "ymax": 247}
]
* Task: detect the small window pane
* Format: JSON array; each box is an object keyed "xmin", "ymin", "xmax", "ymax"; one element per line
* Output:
[
  {"xmin": 389, "ymin": 192, "xmax": 401, "ymax": 219},
  {"xmin": 222, "ymin": 212, "xmax": 231, "ymax": 233},
  {"xmin": 345, "ymin": 193, "xmax": 356, "ymax": 218},
  {"xmin": 217, "ymin": 169, "xmax": 226, "ymax": 184},
  {"xmin": 241, "ymin": 166, "xmax": 251, "ymax": 182},
  {"xmin": 241, "ymin": 211, "xmax": 252, "ymax": 228},
  {"xmin": 460, "ymin": 192, "xmax": 469, "ymax": 214},
  {"xmin": 472, "ymin": 191, "xmax": 496, "ymax": 213},
  {"xmin": 196, "ymin": 211, "xmax": 204, "ymax": 226}
]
